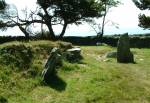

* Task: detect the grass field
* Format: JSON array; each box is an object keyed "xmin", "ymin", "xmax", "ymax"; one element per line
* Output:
[{"xmin": 0, "ymin": 41, "xmax": 150, "ymax": 103}]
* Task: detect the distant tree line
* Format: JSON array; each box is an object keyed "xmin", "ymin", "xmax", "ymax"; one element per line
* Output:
[
  {"xmin": 63, "ymin": 35, "xmax": 150, "ymax": 48},
  {"xmin": 0, "ymin": 35, "xmax": 150, "ymax": 48}
]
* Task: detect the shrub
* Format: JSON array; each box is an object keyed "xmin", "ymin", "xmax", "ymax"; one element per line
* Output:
[
  {"xmin": 0, "ymin": 96, "xmax": 8, "ymax": 103},
  {"xmin": 27, "ymin": 64, "xmax": 42, "ymax": 78},
  {"xmin": 0, "ymin": 45, "xmax": 33, "ymax": 70}
]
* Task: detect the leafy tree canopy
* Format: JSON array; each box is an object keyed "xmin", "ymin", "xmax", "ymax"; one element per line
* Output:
[
  {"xmin": 0, "ymin": 0, "xmax": 6, "ymax": 10},
  {"xmin": 133, "ymin": 0, "xmax": 150, "ymax": 29},
  {"xmin": 0, "ymin": 0, "xmax": 110, "ymax": 40},
  {"xmin": 133, "ymin": 0, "xmax": 150, "ymax": 10},
  {"xmin": 37, "ymin": 0, "xmax": 105, "ymax": 39}
]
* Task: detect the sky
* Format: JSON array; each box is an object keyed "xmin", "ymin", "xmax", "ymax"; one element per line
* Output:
[{"xmin": 1, "ymin": 0, "xmax": 150, "ymax": 37}]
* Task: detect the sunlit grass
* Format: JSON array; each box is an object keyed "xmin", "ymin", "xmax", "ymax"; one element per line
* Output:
[{"xmin": 0, "ymin": 41, "xmax": 150, "ymax": 103}]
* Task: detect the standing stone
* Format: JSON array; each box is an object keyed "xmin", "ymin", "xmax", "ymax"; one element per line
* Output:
[
  {"xmin": 42, "ymin": 47, "xmax": 62, "ymax": 83},
  {"xmin": 117, "ymin": 33, "xmax": 134, "ymax": 63}
]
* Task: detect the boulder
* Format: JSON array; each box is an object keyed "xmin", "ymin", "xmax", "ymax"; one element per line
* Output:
[
  {"xmin": 96, "ymin": 42, "xmax": 108, "ymax": 46},
  {"xmin": 65, "ymin": 47, "xmax": 82, "ymax": 62},
  {"xmin": 105, "ymin": 51, "xmax": 117, "ymax": 58},
  {"xmin": 42, "ymin": 47, "xmax": 62, "ymax": 83},
  {"xmin": 96, "ymin": 42, "xmax": 103, "ymax": 46},
  {"xmin": 117, "ymin": 33, "xmax": 134, "ymax": 63},
  {"xmin": 58, "ymin": 42, "xmax": 73, "ymax": 51}
]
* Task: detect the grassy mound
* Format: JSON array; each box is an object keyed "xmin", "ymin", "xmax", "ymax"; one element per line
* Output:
[
  {"xmin": 0, "ymin": 41, "xmax": 150, "ymax": 103},
  {"xmin": 0, "ymin": 41, "xmax": 57, "ymax": 102}
]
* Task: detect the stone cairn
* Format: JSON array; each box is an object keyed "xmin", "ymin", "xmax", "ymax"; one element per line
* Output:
[{"xmin": 117, "ymin": 33, "xmax": 134, "ymax": 63}]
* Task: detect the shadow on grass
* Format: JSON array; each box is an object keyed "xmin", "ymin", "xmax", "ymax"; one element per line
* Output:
[
  {"xmin": 0, "ymin": 96, "xmax": 8, "ymax": 103},
  {"xmin": 43, "ymin": 74, "xmax": 67, "ymax": 92},
  {"xmin": 117, "ymin": 61, "xmax": 137, "ymax": 64}
]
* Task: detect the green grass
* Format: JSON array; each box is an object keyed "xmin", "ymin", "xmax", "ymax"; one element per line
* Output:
[{"xmin": 0, "ymin": 41, "xmax": 150, "ymax": 103}]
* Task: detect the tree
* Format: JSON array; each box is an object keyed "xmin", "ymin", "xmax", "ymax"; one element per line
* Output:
[
  {"xmin": 37, "ymin": 0, "xmax": 104, "ymax": 40},
  {"xmin": 133, "ymin": 0, "xmax": 150, "ymax": 29},
  {"xmin": 0, "ymin": 0, "xmax": 6, "ymax": 10},
  {"xmin": 0, "ymin": 0, "xmax": 106, "ymax": 40},
  {"xmin": 89, "ymin": 0, "xmax": 119, "ymax": 42},
  {"xmin": 0, "ymin": 4, "xmax": 44, "ymax": 40},
  {"xmin": 100, "ymin": 0, "xmax": 119, "ymax": 41},
  {"xmin": 0, "ymin": 0, "xmax": 8, "ymax": 31}
]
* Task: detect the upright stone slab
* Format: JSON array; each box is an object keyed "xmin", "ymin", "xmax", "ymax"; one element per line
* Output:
[
  {"xmin": 42, "ymin": 47, "xmax": 62, "ymax": 83},
  {"xmin": 117, "ymin": 33, "xmax": 134, "ymax": 63}
]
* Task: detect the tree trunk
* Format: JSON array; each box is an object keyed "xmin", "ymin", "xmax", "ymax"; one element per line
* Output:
[
  {"xmin": 43, "ymin": 8, "xmax": 56, "ymax": 40},
  {"xmin": 46, "ymin": 21, "xmax": 56, "ymax": 40},
  {"xmin": 18, "ymin": 26, "xmax": 30, "ymax": 41},
  {"xmin": 100, "ymin": 3, "xmax": 107, "ymax": 42},
  {"xmin": 41, "ymin": 18, "xmax": 44, "ymax": 38},
  {"xmin": 59, "ymin": 23, "xmax": 68, "ymax": 40}
]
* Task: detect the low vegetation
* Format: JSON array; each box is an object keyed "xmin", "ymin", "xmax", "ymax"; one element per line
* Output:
[
  {"xmin": 0, "ymin": 34, "xmax": 150, "ymax": 48},
  {"xmin": 0, "ymin": 40, "xmax": 150, "ymax": 103}
]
